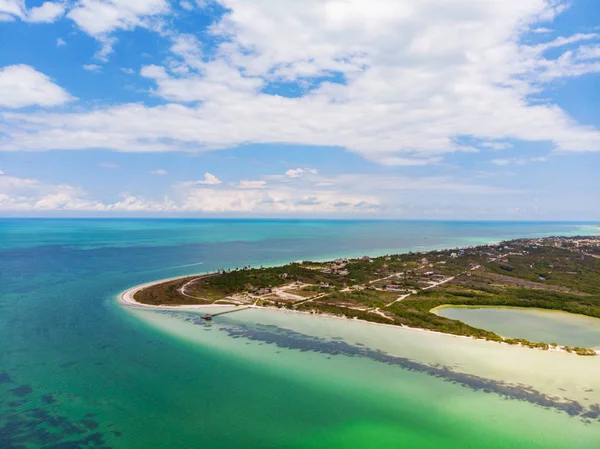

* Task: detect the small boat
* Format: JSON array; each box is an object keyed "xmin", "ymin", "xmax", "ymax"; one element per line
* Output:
[{"xmin": 202, "ymin": 314, "xmax": 213, "ymax": 321}]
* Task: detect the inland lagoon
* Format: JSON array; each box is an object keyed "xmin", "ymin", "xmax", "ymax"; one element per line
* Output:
[
  {"xmin": 435, "ymin": 306, "xmax": 600, "ymax": 349},
  {"xmin": 2, "ymin": 219, "xmax": 600, "ymax": 448}
]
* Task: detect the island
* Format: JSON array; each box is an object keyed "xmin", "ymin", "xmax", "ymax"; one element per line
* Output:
[{"xmin": 123, "ymin": 235, "xmax": 600, "ymax": 356}]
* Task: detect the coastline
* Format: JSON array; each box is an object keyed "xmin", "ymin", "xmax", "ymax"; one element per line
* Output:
[
  {"xmin": 118, "ymin": 232, "xmax": 600, "ymax": 356},
  {"xmin": 118, "ymin": 276, "xmax": 583, "ymax": 355},
  {"xmin": 119, "ymin": 274, "xmax": 237, "ymax": 310},
  {"xmin": 118, "ymin": 276, "xmax": 482, "ymax": 339}
]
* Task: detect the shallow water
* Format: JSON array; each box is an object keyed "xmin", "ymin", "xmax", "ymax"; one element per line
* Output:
[
  {"xmin": 436, "ymin": 307, "xmax": 600, "ymax": 348},
  {"xmin": 1, "ymin": 219, "xmax": 600, "ymax": 448}
]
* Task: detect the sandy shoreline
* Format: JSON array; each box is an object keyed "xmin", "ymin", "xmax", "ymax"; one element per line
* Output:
[
  {"xmin": 118, "ymin": 275, "xmax": 472, "ymax": 338},
  {"xmin": 118, "ymin": 275, "xmax": 593, "ymax": 355},
  {"xmin": 119, "ymin": 274, "xmax": 237, "ymax": 310}
]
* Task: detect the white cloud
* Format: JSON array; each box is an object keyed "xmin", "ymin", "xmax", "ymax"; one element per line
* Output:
[
  {"xmin": 492, "ymin": 157, "xmax": 547, "ymax": 166},
  {"xmin": 0, "ymin": 1, "xmax": 24, "ymax": 19},
  {"xmin": 67, "ymin": 0, "xmax": 169, "ymax": 36},
  {"xmin": 27, "ymin": 1, "xmax": 65, "ymax": 23},
  {"xmin": 0, "ymin": 166, "xmax": 529, "ymax": 215},
  {"xmin": 180, "ymin": 172, "xmax": 221, "ymax": 185},
  {"xmin": 177, "ymin": 185, "xmax": 380, "ymax": 213},
  {"xmin": 238, "ymin": 180, "xmax": 266, "ymax": 189},
  {"xmin": 0, "ymin": 13, "xmax": 16, "ymax": 22},
  {"xmin": 531, "ymin": 27, "xmax": 553, "ymax": 33},
  {"xmin": 66, "ymin": 0, "xmax": 170, "ymax": 59},
  {"xmin": 285, "ymin": 168, "xmax": 317, "ymax": 178},
  {"xmin": 83, "ymin": 64, "xmax": 102, "ymax": 72},
  {"xmin": 121, "ymin": 67, "xmax": 135, "ymax": 74},
  {"xmin": 0, "ymin": 171, "xmax": 106, "ymax": 211},
  {"xmin": 149, "ymin": 168, "xmax": 168, "ymax": 175},
  {"xmin": 141, "ymin": 60, "xmax": 263, "ymax": 102},
  {"xmin": 373, "ymin": 156, "xmax": 444, "ymax": 166},
  {"xmin": 0, "ymin": 0, "xmax": 65, "ymax": 23},
  {"xmin": 2, "ymin": 0, "xmax": 600, "ymax": 163},
  {"xmin": 56, "ymin": 37, "xmax": 66, "ymax": 47},
  {"xmin": 180, "ymin": 1, "xmax": 193, "ymax": 11},
  {"xmin": 0, "ymin": 65, "xmax": 74, "ymax": 108}
]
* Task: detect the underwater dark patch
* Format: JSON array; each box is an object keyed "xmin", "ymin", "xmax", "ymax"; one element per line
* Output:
[
  {"xmin": 10, "ymin": 385, "xmax": 33, "ymax": 397},
  {"xmin": 202, "ymin": 318, "xmax": 600, "ymax": 422}
]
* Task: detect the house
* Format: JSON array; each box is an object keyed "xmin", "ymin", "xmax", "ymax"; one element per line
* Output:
[
  {"xmin": 361, "ymin": 256, "xmax": 373, "ymax": 262},
  {"xmin": 257, "ymin": 287, "xmax": 272, "ymax": 295}
]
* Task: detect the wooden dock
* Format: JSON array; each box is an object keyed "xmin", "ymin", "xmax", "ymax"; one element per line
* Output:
[{"xmin": 202, "ymin": 307, "xmax": 253, "ymax": 320}]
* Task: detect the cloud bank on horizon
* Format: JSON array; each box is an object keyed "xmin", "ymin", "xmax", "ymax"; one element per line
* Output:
[{"xmin": 0, "ymin": 0, "xmax": 599, "ymax": 219}]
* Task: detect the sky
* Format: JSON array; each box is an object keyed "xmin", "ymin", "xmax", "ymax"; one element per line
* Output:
[{"xmin": 0, "ymin": 0, "xmax": 599, "ymax": 220}]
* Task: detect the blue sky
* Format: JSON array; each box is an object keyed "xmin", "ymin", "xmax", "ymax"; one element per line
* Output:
[{"xmin": 0, "ymin": 0, "xmax": 599, "ymax": 219}]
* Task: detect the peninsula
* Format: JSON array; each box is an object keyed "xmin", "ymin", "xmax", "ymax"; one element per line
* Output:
[{"xmin": 124, "ymin": 235, "xmax": 600, "ymax": 355}]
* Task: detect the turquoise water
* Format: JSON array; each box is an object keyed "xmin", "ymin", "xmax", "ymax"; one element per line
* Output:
[
  {"xmin": 1, "ymin": 219, "xmax": 600, "ymax": 448},
  {"xmin": 436, "ymin": 307, "xmax": 600, "ymax": 348}
]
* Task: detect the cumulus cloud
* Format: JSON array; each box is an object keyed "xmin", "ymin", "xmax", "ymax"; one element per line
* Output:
[
  {"xmin": 66, "ymin": 0, "xmax": 170, "ymax": 60},
  {"xmin": 0, "ymin": 0, "xmax": 24, "ymax": 19},
  {"xmin": 285, "ymin": 168, "xmax": 317, "ymax": 178},
  {"xmin": 0, "ymin": 0, "xmax": 65, "ymax": 23},
  {"xmin": 0, "ymin": 171, "xmax": 106, "ymax": 211},
  {"xmin": 0, "ymin": 165, "xmax": 526, "ymax": 215},
  {"xmin": 27, "ymin": 1, "xmax": 65, "ymax": 23},
  {"xmin": 180, "ymin": 1, "xmax": 193, "ymax": 11},
  {"xmin": 2, "ymin": 0, "xmax": 600, "ymax": 165},
  {"xmin": 180, "ymin": 172, "xmax": 221, "ymax": 185},
  {"xmin": 0, "ymin": 65, "xmax": 74, "ymax": 108},
  {"xmin": 149, "ymin": 168, "xmax": 168, "ymax": 175},
  {"xmin": 238, "ymin": 180, "xmax": 266, "ymax": 189},
  {"xmin": 83, "ymin": 64, "xmax": 102, "ymax": 72}
]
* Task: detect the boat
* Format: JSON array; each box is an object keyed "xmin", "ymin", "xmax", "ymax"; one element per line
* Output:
[{"xmin": 202, "ymin": 314, "xmax": 213, "ymax": 321}]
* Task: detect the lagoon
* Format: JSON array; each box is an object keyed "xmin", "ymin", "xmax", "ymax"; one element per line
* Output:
[{"xmin": 435, "ymin": 306, "xmax": 600, "ymax": 348}]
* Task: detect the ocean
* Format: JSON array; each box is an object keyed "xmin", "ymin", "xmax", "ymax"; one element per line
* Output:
[{"xmin": 1, "ymin": 219, "xmax": 600, "ymax": 448}]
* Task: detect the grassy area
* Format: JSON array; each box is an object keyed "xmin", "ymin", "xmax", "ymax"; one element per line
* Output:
[
  {"xmin": 486, "ymin": 246, "xmax": 600, "ymax": 294},
  {"xmin": 133, "ymin": 277, "xmax": 211, "ymax": 306},
  {"xmin": 321, "ymin": 290, "xmax": 399, "ymax": 309},
  {"xmin": 131, "ymin": 236, "xmax": 600, "ymax": 355}
]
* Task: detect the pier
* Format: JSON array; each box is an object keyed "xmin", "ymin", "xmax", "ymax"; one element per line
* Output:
[{"xmin": 202, "ymin": 307, "xmax": 253, "ymax": 320}]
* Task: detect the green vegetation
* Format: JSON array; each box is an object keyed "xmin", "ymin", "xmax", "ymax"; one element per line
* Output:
[
  {"xmin": 486, "ymin": 245, "xmax": 600, "ymax": 294},
  {"xmin": 133, "ymin": 235, "xmax": 600, "ymax": 355},
  {"xmin": 133, "ymin": 277, "xmax": 209, "ymax": 305}
]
